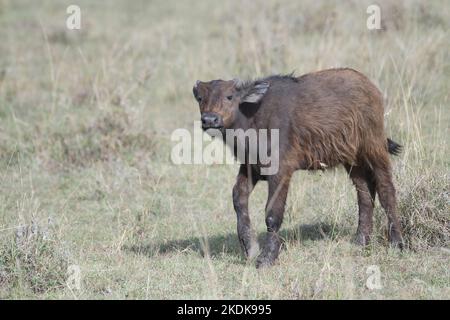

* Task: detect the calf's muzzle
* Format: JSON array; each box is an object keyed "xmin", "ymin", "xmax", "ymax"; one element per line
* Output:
[{"xmin": 201, "ymin": 112, "xmax": 223, "ymax": 129}]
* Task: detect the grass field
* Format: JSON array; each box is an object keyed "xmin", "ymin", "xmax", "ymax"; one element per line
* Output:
[{"xmin": 0, "ymin": 0, "xmax": 448, "ymax": 299}]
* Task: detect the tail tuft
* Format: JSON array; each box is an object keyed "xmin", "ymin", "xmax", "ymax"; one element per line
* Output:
[{"xmin": 387, "ymin": 138, "xmax": 402, "ymax": 156}]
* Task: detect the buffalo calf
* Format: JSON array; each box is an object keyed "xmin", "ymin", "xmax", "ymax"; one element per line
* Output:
[{"xmin": 193, "ymin": 68, "xmax": 403, "ymax": 268}]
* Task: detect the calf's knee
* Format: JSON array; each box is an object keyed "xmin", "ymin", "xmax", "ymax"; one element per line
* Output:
[{"xmin": 265, "ymin": 215, "xmax": 282, "ymax": 232}]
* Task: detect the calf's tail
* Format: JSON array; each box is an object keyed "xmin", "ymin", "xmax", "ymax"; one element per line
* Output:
[{"xmin": 387, "ymin": 138, "xmax": 402, "ymax": 156}]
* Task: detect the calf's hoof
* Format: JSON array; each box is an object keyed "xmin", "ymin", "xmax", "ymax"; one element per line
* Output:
[
  {"xmin": 239, "ymin": 233, "xmax": 260, "ymax": 260},
  {"xmin": 388, "ymin": 229, "xmax": 404, "ymax": 250},
  {"xmin": 255, "ymin": 232, "xmax": 281, "ymax": 269},
  {"xmin": 354, "ymin": 232, "xmax": 371, "ymax": 247},
  {"xmin": 389, "ymin": 236, "xmax": 404, "ymax": 250},
  {"xmin": 255, "ymin": 249, "xmax": 280, "ymax": 268},
  {"xmin": 245, "ymin": 240, "xmax": 260, "ymax": 260}
]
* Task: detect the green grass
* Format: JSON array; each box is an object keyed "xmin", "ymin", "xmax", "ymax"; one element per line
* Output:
[{"xmin": 0, "ymin": 0, "xmax": 448, "ymax": 299}]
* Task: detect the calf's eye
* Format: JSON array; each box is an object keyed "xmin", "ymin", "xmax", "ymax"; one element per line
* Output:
[{"xmin": 226, "ymin": 95, "xmax": 233, "ymax": 101}]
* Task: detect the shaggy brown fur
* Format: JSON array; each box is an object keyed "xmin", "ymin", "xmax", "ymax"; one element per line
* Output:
[{"xmin": 193, "ymin": 68, "xmax": 403, "ymax": 268}]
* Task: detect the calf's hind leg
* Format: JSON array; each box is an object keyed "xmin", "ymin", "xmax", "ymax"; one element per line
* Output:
[
  {"xmin": 345, "ymin": 165, "xmax": 376, "ymax": 246},
  {"xmin": 372, "ymin": 157, "xmax": 404, "ymax": 249}
]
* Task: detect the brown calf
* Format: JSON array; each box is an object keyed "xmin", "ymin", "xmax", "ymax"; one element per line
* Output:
[{"xmin": 193, "ymin": 68, "xmax": 403, "ymax": 268}]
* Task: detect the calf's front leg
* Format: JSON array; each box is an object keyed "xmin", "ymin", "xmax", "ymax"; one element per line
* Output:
[
  {"xmin": 233, "ymin": 165, "xmax": 260, "ymax": 259},
  {"xmin": 256, "ymin": 173, "xmax": 292, "ymax": 268}
]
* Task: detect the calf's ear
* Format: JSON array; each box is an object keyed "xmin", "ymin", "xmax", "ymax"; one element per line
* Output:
[
  {"xmin": 193, "ymin": 80, "xmax": 200, "ymax": 98},
  {"xmin": 240, "ymin": 81, "xmax": 270, "ymax": 104}
]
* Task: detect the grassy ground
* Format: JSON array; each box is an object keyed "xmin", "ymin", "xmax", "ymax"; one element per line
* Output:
[{"xmin": 0, "ymin": 0, "xmax": 448, "ymax": 299}]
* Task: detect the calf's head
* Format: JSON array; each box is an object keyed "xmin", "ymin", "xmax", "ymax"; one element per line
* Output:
[{"xmin": 192, "ymin": 79, "xmax": 269, "ymax": 130}]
